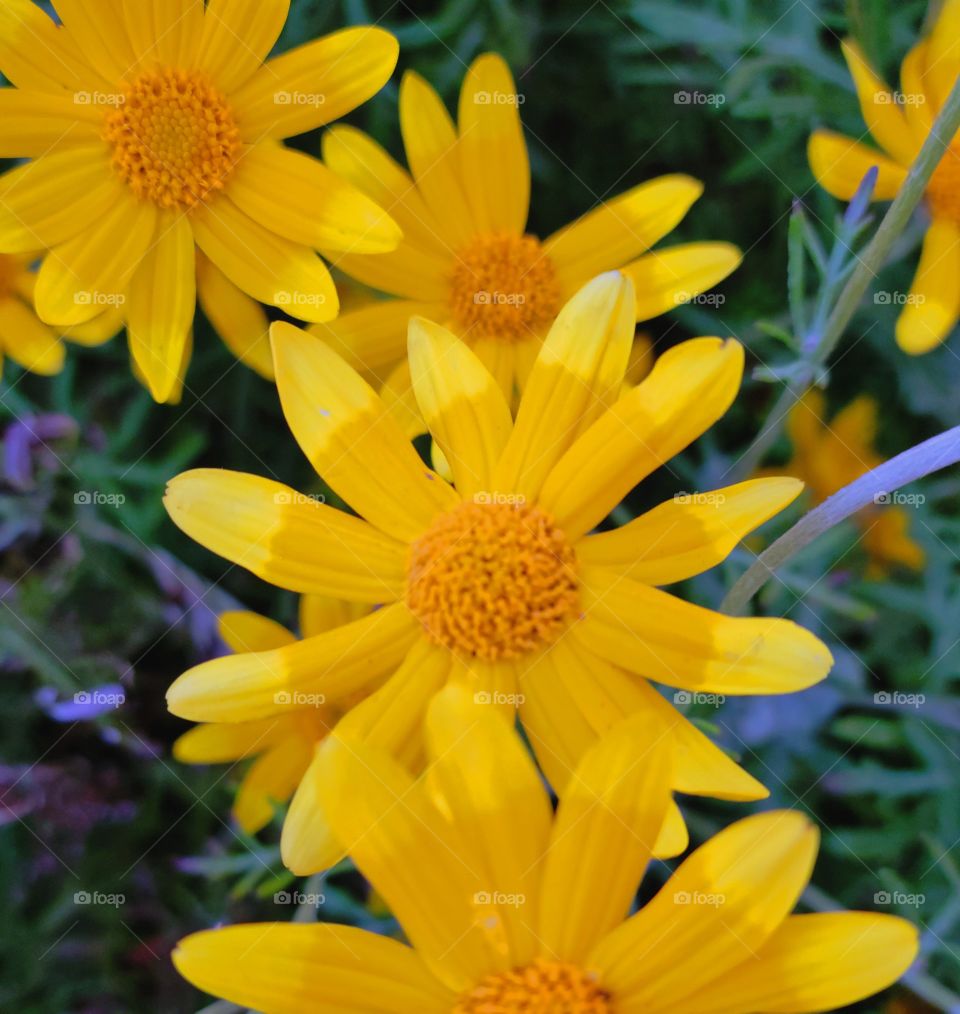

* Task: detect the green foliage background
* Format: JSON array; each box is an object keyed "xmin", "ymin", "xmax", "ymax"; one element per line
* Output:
[{"xmin": 1, "ymin": 1, "xmax": 958, "ymax": 1010}]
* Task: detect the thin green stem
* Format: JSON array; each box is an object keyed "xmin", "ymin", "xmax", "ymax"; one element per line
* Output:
[
  {"xmin": 722, "ymin": 424, "xmax": 960, "ymax": 614},
  {"xmin": 732, "ymin": 69, "xmax": 960, "ymax": 481}
]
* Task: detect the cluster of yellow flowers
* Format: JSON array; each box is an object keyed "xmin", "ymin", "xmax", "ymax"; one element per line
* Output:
[{"xmin": 1, "ymin": 0, "xmax": 947, "ymax": 1009}]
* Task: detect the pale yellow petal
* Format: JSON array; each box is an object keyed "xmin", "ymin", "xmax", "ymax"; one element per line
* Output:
[
  {"xmin": 198, "ymin": 0, "xmax": 289, "ymax": 93},
  {"xmin": 575, "ymin": 567, "xmax": 833, "ymax": 694},
  {"xmin": 232, "ymin": 27, "xmax": 399, "ymax": 140},
  {"xmin": 670, "ymin": 912, "xmax": 918, "ymax": 1014},
  {"xmin": 623, "ymin": 242, "xmax": 742, "ymax": 322},
  {"xmin": 166, "ymin": 603, "xmax": 418, "ymax": 723},
  {"xmin": 408, "ymin": 316, "xmax": 513, "ymax": 499},
  {"xmin": 807, "ymin": 129, "xmax": 907, "ymax": 201},
  {"xmin": 195, "ymin": 250, "xmax": 273, "ymax": 379},
  {"xmin": 577, "ymin": 477, "xmax": 803, "ymax": 584},
  {"xmin": 271, "ymin": 320, "xmax": 459, "ymax": 542},
  {"xmin": 192, "ymin": 197, "xmax": 337, "ymax": 323},
  {"xmin": 545, "ymin": 176, "xmax": 704, "ymax": 293},
  {"xmin": 218, "ymin": 610, "xmax": 296, "ymax": 654},
  {"xmin": 457, "ymin": 53, "xmax": 529, "ymax": 234},
  {"xmin": 164, "ymin": 469, "xmax": 408, "ymax": 601},
  {"xmin": 127, "ymin": 211, "xmax": 196, "ymax": 403},
  {"xmin": 540, "ymin": 337, "xmax": 744, "ymax": 539},
  {"xmin": 589, "ymin": 811, "xmax": 819, "ymax": 1009},
  {"xmin": 35, "ymin": 194, "xmax": 156, "ymax": 326},
  {"xmin": 229, "ymin": 141, "xmax": 401, "ymax": 253},
  {"xmin": 494, "ymin": 273, "xmax": 635, "ymax": 500},
  {"xmin": 173, "ymin": 923, "xmax": 453, "ymax": 1014},
  {"xmin": 538, "ymin": 709, "xmax": 674, "ymax": 961},
  {"xmin": 895, "ymin": 217, "xmax": 960, "ymax": 354},
  {"xmin": 234, "ymin": 734, "xmax": 313, "ymax": 833}
]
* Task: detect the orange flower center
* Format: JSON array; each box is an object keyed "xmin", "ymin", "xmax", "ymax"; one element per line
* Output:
[
  {"xmin": 103, "ymin": 68, "xmax": 242, "ymax": 210},
  {"xmin": 448, "ymin": 233, "xmax": 561, "ymax": 342},
  {"xmin": 453, "ymin": 959, "xmax": 613, "ymax": 1013},
  {"xmin": 406, "ymin": 499, "xmax": 579, "ymax": 662},
  {"xmin": 926, "ymin": 147, "xmax": 960, "ymax": 222}
]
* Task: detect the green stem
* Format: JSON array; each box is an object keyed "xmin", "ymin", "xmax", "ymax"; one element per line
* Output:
[
  {"xmin": 722, "ymin": 424, "xmax": 960, "ymax": 614},
  {"xmin": 733, "ymin": 69, "xmax": 960, "ymax": 481}
]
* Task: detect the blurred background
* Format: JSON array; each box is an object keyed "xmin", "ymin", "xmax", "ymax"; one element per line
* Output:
[{"xmin": 2, "ymin": 0, "xmax": 958, "ymax": 1010}]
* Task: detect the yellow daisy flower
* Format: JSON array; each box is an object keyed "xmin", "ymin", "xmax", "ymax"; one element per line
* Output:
[
  {"xmin": 311, "ymin": 52, "xmax": 742, "ymax": 402},
  {"xmin": 164, "ymin": 271, "xmax": 832, "ymax": 874},
  {"xmin": 172, "ymin": 687, "xmax": 918, "ymax": 1013},
  {"xmin": 781, "ymin": 390, "xmax": 925, "ymax": 575},
  {"xmin": 0, "ymin": 0, "xmax": 402, "ymax": 402},
  {"xmin": 173, "ymin": 597, "xmax": 367, "ymax": 834},
  {"xmin": 0, "ymin": 251, "xmax": 121, "ymax": 377},
  {"xmin": 808, "ymin": 4, "xmax": 960, "ymax": 353}
]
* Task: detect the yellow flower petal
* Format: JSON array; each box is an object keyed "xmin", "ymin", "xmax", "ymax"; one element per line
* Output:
[
  {"xmin": 673, "ymin": 912, "xmax": 918, "ymax": 1014},
  {"xmin": 317, "ymin": 733, "xmax": 500, "ymax": 992},
  {"xmin": 925, "ymin": 0, "xmax": 960, "ymax": 109},
  {"xmin": 279, "ymin": 744, "xmax": 343, "ymax": 876},
  {"xmin": 51, "ymin": 0, "xmax": 135, "ymax": 82},
  {"xmin": 0, "ymin": 297, "xmax": 64, "ymax": 376},
  {"xmin": 0, "ymin": 148, "xmax": 119, "ymax": 253},
  {"xmin": 655, "ymin": 801, "xmax": 689, "ymax": 857},
  {"xmin": 895, "ymin": 217, "xmax": 960, "ymax": 354},
  {"xmin": 399, "ymin": 69, "xmax": 476, "ymax": 247},
  {"xmin": 457, "ymin": 53, "xmax": 530, "ymax": 235},
  {"xmin": 807, "ymin": 129, "xmax": 907, "ymax": 201},
  {"xmin": 538, "ymin": 709, "xmax": 674, "ymax": 962},
  {"xmin": 381, "ymin": 359, "xmax": 427, "ymax": 440},
  {"xmin": 423, "ymin": 685, "xmax": 553, "ymax": 969},
  {"xmin": 173, "ymin": 923, "xmax": 452, "ymax": 1014},
  {"xmin": 0, "ymin": 0, "xmax": 90, "ymax": 91},
  {"xmin": 283, "ymin": 639, "xmax": 448, "ymax": 875},
  {"xmin": 298, "ymin": 595, "xmax": 369, "ymax": 639},
  {"xmin": 577, "ymin": 477, "xmax": 803, "ymax": 584},
  {"xmin": 35, "ymin": 195, "xmax": 156, "ymax": 326},
  {"xmin": 232, "ymin": 27, "xmax": 399, "ymax": 140},
  {"xmin": 195, "ymin": 251, "xmax": 273, "ymax": 379},
  {"xmin": 310, "ymin": 298, "xmax": 444, "ymax": 374},
  {"xmin": 0, "ymin": 91, "xmax": 102, "ymax": 158},
  {"xmin": 173, "ymin": 716, "xmax": 290, "ymax": 764},
  {"xmin": 540, "ymin": 337, "xmax": 744, "ymax": 539},
  {"xmin": 164, "ymin": 469, "xmax": 408, "ymax": 601},
  {"xmin": 545, "ymin": 175, "xmax": 704, "ymax": 294},
  {"xmin": 166, "ymin": 603, "xmax": 418, "ymax": 723},
  {"xmin": 576, "ymin": 567, "xmax": 833, "ymax": 694},
  {"xmin": 841, "ymin": 39, "xmax": 918, "ymax": 165},
  {"xmin": 127, "ymin": 211, "xmax": 196, "ymax": 403},
  {"xmin": 271, "ymin": 320, "xmax": 459, "ymax": 542},
  {"xmin": 122, "ymin": 0, "xmax": 203, "ymax": 69},
  {"xmin": 234, "ymin": 734, "xmax": 313, "ymax": 833},
  {"xmin": 322, "ymin": 125, "xmax": 452, "ymax": 260},
  {"xmin": 61, "ymin": 307, "xmax": 123, "ymax": 347},
  {"xmin": 494, "ymin": 273, "xmax": 636, "ymax": 500},
  {"xmin": 229, "ymin": 141, "xmax": 401, "ymax": 253},
  {"xmin": 623, "ymin": 242, "xmax": 742, "ymax": 322},
  {"xmin": 589, "ymin": 811, "xmax": 819, "ymax": 1010},
  {"xmin": 198, "ymin": 0, "xmax": 289, "ymax": 94},
  {"xmin": 218, "ymin": 610, "xmax": 296, "ymax": 654},
  {"xmin": 900, "ymin": 42, "xmax": 934, "ymax": 140},
  {"xmin": 192, "ymin": 198, "xmax": 337, "ymax": 323},
  {"xmin": 408, "ymin": 316, "xmax": 513, "ymax": 499}
]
